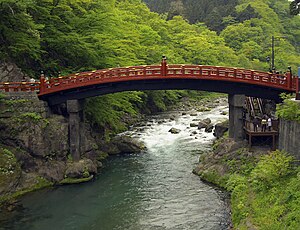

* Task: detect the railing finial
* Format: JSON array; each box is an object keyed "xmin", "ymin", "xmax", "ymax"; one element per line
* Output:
[
  {"xmin": 161, "ymin": 55, "xmax": 167, "ymax": 76},
  {"xmin": 39, "ymin": 70, "xmax": 46, "ymax": 94}
]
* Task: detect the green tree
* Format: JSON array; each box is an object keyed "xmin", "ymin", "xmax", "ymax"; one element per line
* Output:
[{"xmin": 0, "ymin": 0, "xmax": 42, "ymax": 74}]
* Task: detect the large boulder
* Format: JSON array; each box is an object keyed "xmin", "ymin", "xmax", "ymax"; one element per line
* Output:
[
  {"xmin": 65, "ymin": 158, "xmax": 97, "ymax": 179},
  {"xmin": 213, "ymin": 120, "xmax": 229, "ymax": 139},
  {"xmin": 0, "ymin": 62, "xmax": 27, "ymax": 82},
  {"xmin": 37, "ymin": 160, "xmax": 66, "ymax": 182},
  {"xmin": 205, "ymin": 124, "xmax": 214, "ymax": 133},
  {"xmin": 198, "ymin": 118, "xmax": 212, "ymax": 129},
  {"xmin": 101, "ymin": 136, "xmax": 146, "ymax": 155}
]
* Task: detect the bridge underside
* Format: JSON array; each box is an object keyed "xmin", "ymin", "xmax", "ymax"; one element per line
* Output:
[{"xmin": 40, "ymin": 79, "xmax": 286, "ymax": 106}]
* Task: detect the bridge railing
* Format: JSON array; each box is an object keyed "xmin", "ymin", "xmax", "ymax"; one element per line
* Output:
[
  {"xmin": 166, "ymin": 65, "xmax": 293, "ymax": 89},
  {"xmin": 38, "ymin": 65, "xmax": 164, "ymax": 95},
  {"xmin": 0, "ymin": 82, "xmax": 40, "ymax": 92},
  {"xmin": 41, "ymin": 65, "xmax": 294, "ymax": 94},
  {"xmin": 0, "ymin": 62, "xmax": 298, "ymax": 96}
]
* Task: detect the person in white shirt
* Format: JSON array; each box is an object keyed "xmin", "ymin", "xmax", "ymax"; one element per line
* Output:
[{"xmin": 267, "ymin": 117, "xmax": 272, "ymax": 131}]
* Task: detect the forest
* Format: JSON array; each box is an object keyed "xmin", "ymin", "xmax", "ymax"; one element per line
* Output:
[
  {"xmin": 1, "ymin": 1, "xmax": 300, "ymax": 228},
  {"xmin": 0, "ymin": 0, "xmax": 299, "ymax": 135}
]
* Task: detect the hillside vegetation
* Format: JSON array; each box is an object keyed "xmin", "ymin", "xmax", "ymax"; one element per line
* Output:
[{"xmin": 1, "ymin": 0, "xmax": 299, "ymax": 135}]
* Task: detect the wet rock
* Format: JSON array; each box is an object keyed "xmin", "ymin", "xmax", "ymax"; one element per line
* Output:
[
  {"xmin": 213, "ymin": 120, "xmax": 229, "ymax": 139},
  {"xmin": 198, "ymin": 118, "xmax": 211, "ymax": 129},
  {"xmin": 192, "ymin": 118, "xmax": 201, "ymax": 121},
  {"xmin": 38, "ymin": 161, "xmax": 66, "ymax": 182},
  {"xmin": 65, "ymin": 158, "xmax": 97, "ymax": 179},
  {"xmin": 205, "ymin": 124, "xmax": 214, "ymax": 133},
  {"xmin": 102, "ymin": 136, "xmax": 146, "ymax": 155},
  {"xmin": 190, "ymin": 123, "xmax": 198, "ymax": 127},
  {"xmin": 168, "ymin": 127, "xmax": 181, "ymax": 134},
  {"xmin": 197, "ymin": 107, "xmax": 211, "ymax": 112},
  {"xmin": 190, "ymin": 113, "xmax": 197, "ymax": 116},
  {"xmin": 182, "ymin": 112, "xmax": 187, "ymax": 115},
  {"xmin": 221, "ymin": 111, "xmax": 228, "ymax": 115}
]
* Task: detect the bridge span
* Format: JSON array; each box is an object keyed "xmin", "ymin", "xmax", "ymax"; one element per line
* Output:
[
  {"xmin": 0, "ymin": 59, "xmax": 299, "ymax": 161},
  {"xmin": 1, "ymin": 58, "xmax": 298, "ymax": 105}
]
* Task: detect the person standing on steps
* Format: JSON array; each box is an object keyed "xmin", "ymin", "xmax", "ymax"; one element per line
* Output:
[
  {"xmin": 253, "ymin": 116, "xmax": 260, "ymax": 132},
  {"xmin": 267, "ymin": 116, "xmax": 272, "ymax": 131},
  {"xmin": 261, "ymin": 116, "xmax": 267, "ymax": 132}
]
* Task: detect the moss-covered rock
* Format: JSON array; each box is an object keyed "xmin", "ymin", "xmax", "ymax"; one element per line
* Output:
[
  {"xmin": 99, "ymin": 135, "xmax": 146, "ymax": 155},
  {"xmin": 193, "ymin": 138, "xmax": 261, "ymax": 188},
  {"xmin": 0, "ymin": 148, "xmax": 22, "ymax": 196},
  {"xmin": 59, "ymin": 175, "xmax": 94, "ymax": 185},
  {"xmin": 64, "ymin": 158, "xmax": 97, "ymax": 179}
]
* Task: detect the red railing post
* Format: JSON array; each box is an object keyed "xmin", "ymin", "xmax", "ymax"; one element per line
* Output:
[
  {"xmin": 161, "ymin": 56, "xmax": 167, "ymax": 76},
  {"xmin": 286, "ymin": 71, "xmax": 292, "ymax": 90},
  {"xmin": 39, "ymin": 72, "xmax": 46, "ymax": 94},
  {"xmin": 296, "ymin": 77, "xmax": 300, "ymax": 100},
  {"xmin": 4, "ymin": 83, "xmax": 9, "ymax": 92}
]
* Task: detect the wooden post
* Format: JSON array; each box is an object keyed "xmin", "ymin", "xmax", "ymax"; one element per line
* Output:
[
  {"xmin": 161, "ymin": 56, "xmax": 167, "ymax": 76},
  {"xmin": 296, "ymin": 67, "xmax": 300, "ymax": 100},
  {"xmin": 296, "ymin": 77, "xmax": 300, "ymax": 100},
  {"xmin": 39, "ymin": 72, "xmax": 46, "ymax": 94},
  {"xmin": 4, "ymin": 83, "xmax": 9, "ymax": 92},
  {"xmin": 286, "ymin": 71, "xmax": 292, "ymax": 89}
]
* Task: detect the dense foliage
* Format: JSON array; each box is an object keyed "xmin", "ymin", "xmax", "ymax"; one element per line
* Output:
[
  {"xmin": 227, "ymin": 150, "xmax": 300, "ymax": 229},
  {"xmin": 276, "ymin": 93, "xmax": 300, "ymax": 122},
  {"xmin": 1, "ymin": 0, "xmax": 299, "ymax": 135}
]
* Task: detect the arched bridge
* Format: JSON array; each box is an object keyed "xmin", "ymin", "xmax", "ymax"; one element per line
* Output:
[
  {"xmin": 1, "ymin": 59, "xmax": 298, "ymax": 105},
  {"xmin": 1, "ymin": 59, "xmax": 299, "ymax": 161}
]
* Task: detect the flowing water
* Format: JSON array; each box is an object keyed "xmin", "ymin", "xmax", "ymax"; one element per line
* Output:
[{"xmin": 0, "ymin": 104, "xmax": 231, "ymax": 230}]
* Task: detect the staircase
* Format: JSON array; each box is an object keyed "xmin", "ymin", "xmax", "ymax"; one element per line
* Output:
[{"xmin": 246, "ymin": 97, "xmax": 264, "ymax": 118}]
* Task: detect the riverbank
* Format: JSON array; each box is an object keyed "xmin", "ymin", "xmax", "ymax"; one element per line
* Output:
[
  {"xmin": 0, "ymin": 95, "xmax": 232, "ymax": 229},
  {"xmin": 194, "ymin": 135, "xmax": 300, "ymax": 229},
  {"xmin": 0, "ymin": 91, "xmax": 226, "ymax": 208}
]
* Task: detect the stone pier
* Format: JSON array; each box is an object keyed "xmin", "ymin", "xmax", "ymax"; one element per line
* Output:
[
  {"xmin": 228, "ymin": 94, "xmax": 245, "ymax": 141},
  {"xmin": 67, "ymin": 99, "xmax": 85, "ymax": 161}
]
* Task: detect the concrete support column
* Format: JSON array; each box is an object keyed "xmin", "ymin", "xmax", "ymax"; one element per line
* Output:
[
  {"xmin": 67, "ymin": 99, "xmax": 85, "ymax": 161},
  {"xmin": 228, "ymin": 94, "xmax": 245, "ymax": 141}
]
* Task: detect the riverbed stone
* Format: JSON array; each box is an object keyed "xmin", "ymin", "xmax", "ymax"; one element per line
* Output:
[
  {"xmin": 168, "ymin": 127, "xmax": 181, "ymax": 134},
  {"xmin": 100, "ymin": 136, "xmax": 146, "ymax": 155},
  {"xmin": 213, "ymin": 120, "xmax": 229, "ymax": 139},
  {"xmin": 198, "ymin": 118, "xmax": 211, "ymax": 129},
  {"xmin": 205, "ymin": 124, "xmax": 214, "ymax": 133},
  {"xmin": 190, "ymin": 123, "xmax": 198, "ymax": 127}
]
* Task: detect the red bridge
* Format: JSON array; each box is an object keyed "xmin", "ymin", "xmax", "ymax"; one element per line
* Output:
[{"xmin": 1, "ymin": 59, "xmax": 299, "ymax": 105}]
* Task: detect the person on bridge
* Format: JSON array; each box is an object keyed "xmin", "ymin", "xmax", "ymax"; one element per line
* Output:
[
  {"xmin": 253, "ymin": 116, "xmax": 260, "ymax": 132},
  {"xmin": 267, "ymin": 117, "xmax": 272, "ymax": 131},
  {"xmin": 261, "ymin": 116, "xmax": 267, "ymax": 132}
]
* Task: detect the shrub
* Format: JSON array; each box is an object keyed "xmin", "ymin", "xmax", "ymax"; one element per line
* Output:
[
  {"xmin": 276, "ymin": 93, "xmax": 300, "ymax": 122},
  {"xmin": 250, "ymin": 150, "xmax": 293, "ymax": 191}
]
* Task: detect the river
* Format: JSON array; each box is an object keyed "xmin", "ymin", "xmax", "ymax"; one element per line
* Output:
[{"xmin": 0, "ymin": 103, "xmax": 231, "ymax": 230}]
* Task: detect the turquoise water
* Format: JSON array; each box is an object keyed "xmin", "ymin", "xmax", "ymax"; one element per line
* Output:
[{"xmin": 0, "ymin": 106, "xmax": 231, "ymax": 230}]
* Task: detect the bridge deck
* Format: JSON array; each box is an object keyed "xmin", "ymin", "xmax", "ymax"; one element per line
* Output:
[{"xmin": 0, "ymin": 59, "xmax": 299, "ymax": 105}]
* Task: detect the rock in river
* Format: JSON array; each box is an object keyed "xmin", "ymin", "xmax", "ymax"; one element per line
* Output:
[{"xmin": 168, "ymin": 127, "xmax": 181, "ymax": 134}]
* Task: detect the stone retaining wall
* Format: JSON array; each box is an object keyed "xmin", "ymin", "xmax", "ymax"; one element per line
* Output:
[
  {"xmin": 279, "ymin": 119, "xmax": 300, "ymax": 159},
  {"xmin": 1, "ymin": 92, "xmax": 49, "ymax": 118}
]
